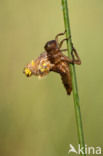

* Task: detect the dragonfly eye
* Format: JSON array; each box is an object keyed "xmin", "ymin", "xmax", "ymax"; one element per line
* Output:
[{"xmin": 44, "ymin": 40, "xmax": 57, "ymax": 52}]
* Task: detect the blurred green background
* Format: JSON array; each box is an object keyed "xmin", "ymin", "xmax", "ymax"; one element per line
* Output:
[{"xmin": 0, "ymin": 0, "xmax": 103, "ymax": 156}]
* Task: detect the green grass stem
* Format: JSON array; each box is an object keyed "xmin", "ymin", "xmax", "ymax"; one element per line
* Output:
[{"xmin": 61, "ymin": 0, "xmax": 86, "ymax": 155}]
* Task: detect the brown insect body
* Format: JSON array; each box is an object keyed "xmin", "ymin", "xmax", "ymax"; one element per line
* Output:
[
  {"xmin": 44, "ymin": 40, "xmax": 72, "ymax": 95},
  {"xmin": 23, "ymin": 32, "xmax": 81, "ymax": 95}
]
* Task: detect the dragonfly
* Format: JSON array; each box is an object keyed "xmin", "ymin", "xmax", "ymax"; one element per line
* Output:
[{"xmin": 23, "ymin": 31, "xmax": 81, "ymax": 95}]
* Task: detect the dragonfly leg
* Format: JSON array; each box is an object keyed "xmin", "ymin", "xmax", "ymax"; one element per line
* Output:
[
  {"xmin": 55, "ymin": 31, "xmax": 66, "ymax": 47},
  {"xmin": 60, "ymin": 49, "xmax": 68, "ymax": 52},
  {"xmin": 71, "ymin": 44, "xmax": 81, "ymax": 65},
  {"xmin": 59, "ymin": 36, "xmax": 71, "ymax": 49}
]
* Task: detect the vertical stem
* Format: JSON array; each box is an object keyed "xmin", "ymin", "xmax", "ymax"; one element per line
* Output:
[{"xmin": 61, "ymin": 0, "xmax": 86, "ymax": 155}]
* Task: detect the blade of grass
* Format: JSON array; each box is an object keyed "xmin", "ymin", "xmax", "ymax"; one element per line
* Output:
[{"xmin": 61, "ymin": 0, "xmax": 86, "ymax": 155}]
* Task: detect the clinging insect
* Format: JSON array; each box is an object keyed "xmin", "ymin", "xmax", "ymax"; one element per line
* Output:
[{"xmin": 23, "ymin": 31, "xmax": 81, "ymax": 95}]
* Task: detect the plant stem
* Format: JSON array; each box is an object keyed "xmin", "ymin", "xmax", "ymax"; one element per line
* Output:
[{"xmin": 61, "ymin": 0, "xmax": 86, "ymax": 155}]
